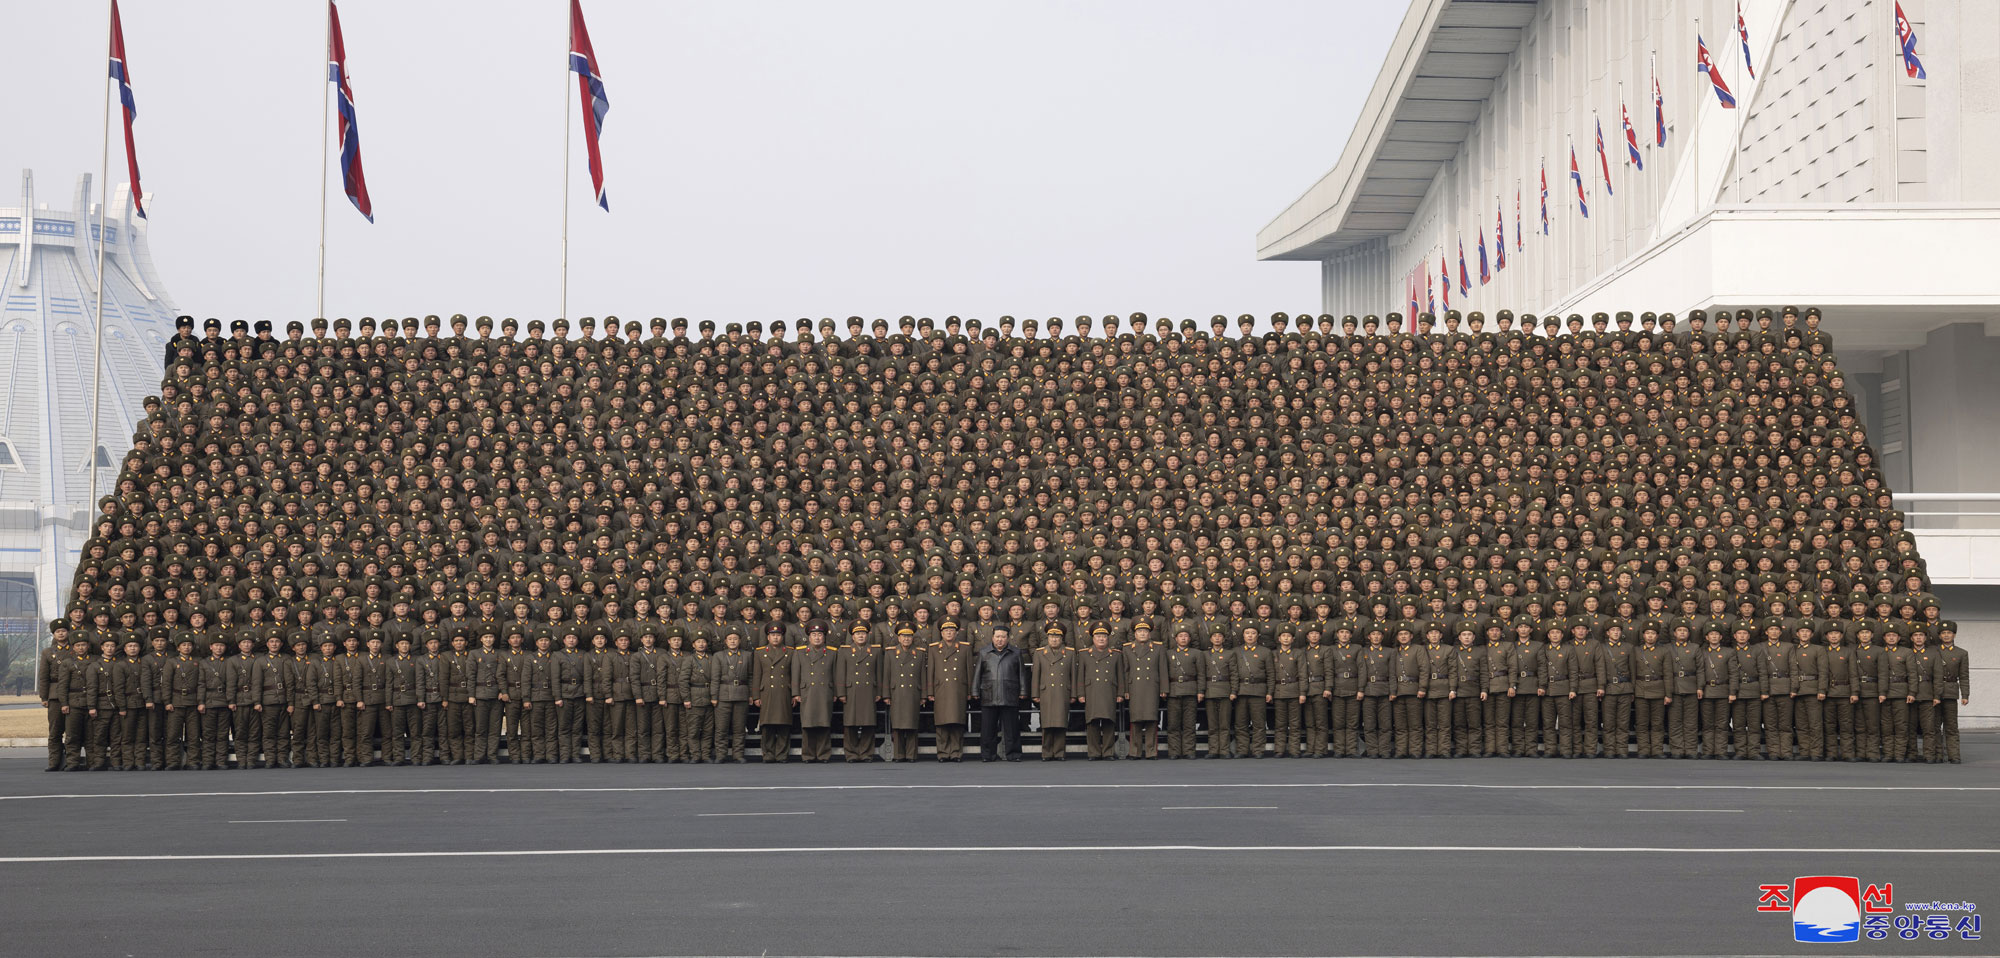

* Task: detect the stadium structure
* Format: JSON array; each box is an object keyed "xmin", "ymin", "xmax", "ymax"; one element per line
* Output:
[
  {"xmin": 0, "ymin": 170, "xmax": 176, "ymax": 645},
  {"xmin": 1259, "ymin": 0, "xmax": 1999, "ymax": 722}
]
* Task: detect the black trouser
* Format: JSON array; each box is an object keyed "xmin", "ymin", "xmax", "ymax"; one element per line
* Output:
[
  {"xmin": 979, "ymin": 704, "xmax": 1020, "ymax": 760},
  {"xmin": 1165, "ymin": 695, "xmax": 1198, "ymax": 758},
  {"xmin": 715, "ymin": 701, "xmax": 748, "ymax": 760}
]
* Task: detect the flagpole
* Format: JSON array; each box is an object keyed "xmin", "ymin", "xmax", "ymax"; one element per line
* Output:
[
  {"xmin": 87, "ymin": 0, "xmax": 115, "ymax": 515},
  {"xmin": 560, "ymin": 1, "xmax": 572, "ymax": 327},
  {"xmin": 1734, "ymin": 9, "xmax": 1747, "ymax": 205},
  {"xmin": 316, "ymin": 0, "xmax": 331, "ymax": 324},
  {"xmin": 1693, "ymin": 16, "xmax": 1702, "ymax": 221}
]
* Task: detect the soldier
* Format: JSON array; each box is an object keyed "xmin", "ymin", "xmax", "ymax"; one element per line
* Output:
[
  {"xmin": 197, "ymin": 638, "xmax": 232, "ymax": 770},
  {"xmin": 753, "ymin": 625, "xmax": 794, "ymax": 762},
  {"xmin": 554, "ymin": 632, "xmax": 588, "ymax": 763},
  {"xmin": 512, "ymin": 635, "xmax": 551, "ymax": 763},
  {"xmin": 1539, "ymin": 629, "xmax": 1573, "ymax": 758},
  {"xmin": 1759, "ymin": 626, "xmax": 1795, "ymax": 759},
  {"xmin": 441, "ymin": 634, "xmax": 475, "ymax": 764},
  {"xmin": 1359, "ymin": 629, "xmax": 1394, "ymax": 759},
  {"xmin": 881, "ymin": 627, "xmax": 927, "ymax": 762},
  {"xmin": 252, "ymin": 636, "xmax": 289, "ymax": 768},
  {"xmin": 354, "ymin": 635, "xmax": 390, "ymax": 766},
  {"xmin": 1420, "ymin": 628, "xmax": 1453, "ymax": 758},
  {"xmin": 1300, "ymin": 629, "xmax": 1330, "ymax": 757},
  {"xmin": 470, "ymin": 632, "xmax": 505, "ymax": 764},
  {"xmin": 1852, "ymin": 627, "xmax": 1884, "ymax": 761},
  {"xmin": 1164, "ymin": 629, "xmax": 1205, "ymax": 759},
  {"xmin": 1234, "ymin": 628, "xmax": 1273, "ymax": 758},
  {"xmin": 837, "ymin": 626, "xmax": 881, "ymax": 762},
  {"xmin": 1390, "ymin": 628, "xmax": 1425, "ymax": 759},
  {"xmin": 1909, "ymin": 631, "xmax": 1941, "ymax": 763},
  {"xmin": 710, "ymin": 630, "xmax": 753, "ymax": 763},
  {"xmin": 39, "ymin": 628, "xmax": 71, "ymax": 771},
  {"xmin": 1667, "ymin": 626, "xmax": 1701, "ymax": 759},
  {"xmin": 1729, "ymin": 629, "xmax": 1765, "ymax": 760},
  {"xmin": 1449, "ymin": 631, "xmax": 1483, "ymax": 758},
  {"xmin": 633, "ymin": 632, "xmax": 666, "ymax": 763},
  {"xmin": 227, "ymin": 636, "xmax": 261, "ymax": 767},
  {"xmin": 681, "ymin": 635, "xmax": 715, "ymax": 763},
  {"xmin": 1879, "ymin": 629, "xmax": 1915, "ymax": 762},
  {"xmin": 1032, "ymin": 626, "xmax": 1075, "ymax": 760},
  {"xmin": 1200, "ymin": 631, "xmax": 1236, "ymax": 758},
  {"xmin": 1790, "ymin": 627, "xmax": 1827, "ymax": 761},
  {"xmin": 659, "ymin": 633, "xmax": 687, "ymax": 762},
  {"xmin": 1328, "ymin": 632, "xmax": 1360, "ymax": 760},
  {"xmin": 145, "ymin": 632, "xmax": 175, "ymax": 771},
  {"xmin": 286, "ymin": 638, "xmax": 316, "ymax": 768},
  {"xmin": 1696, "ymin": 630, "xmax": 1736, "ymax": 759},
  {"xmin": 1571, "ymin": 626, "xmax": 1606, "ymax": 758},
  {"xmin": 791, "ymin": 624, "xmax": 838, "ymax": 763},
  {"xmin": 926, "ymin": 622, "xmax": 974, "ymax": 762},
  {"xmin": 386, "ymin": 638, "xmax": 422, "ymax": 765},
  {"xmin": 113, "ymin": 639, "xmax": 152, "ymax": 771},
  {"xmin": 1079, "ymin": 627, "xmax": 1125, "ymax": 760},
  {"xmin": 583, "ymin": 632, "xmax": 616, "ymax": 762},
  {"xmin": 610, "ymin": 633, "xmax": 642, "ymax": 761},
  {"xmin": 1633, "ymin": 627, "xmax": 1670, "ymax": 758},
  {"xmin": 1599, "ymin": 625, "xmax": 1634, "ymax": 758},
  {"xmin": 1509, "ymin": 626, "xmax": 1543, "ymax": 758},
  {"xmin": 1122, "ymin": 624, "xmax": 1164, "ymax": 759},
  {"xmin": 160, "ymin": 638, "xmax": 202, "ymax": 770},
  {"xmin": 1822, "ymin": 627, "xmax": 1855, "ymax": 762},
  {"xmin": 86, "ymin": 640, "xmax": 119, "ymax": 770}
]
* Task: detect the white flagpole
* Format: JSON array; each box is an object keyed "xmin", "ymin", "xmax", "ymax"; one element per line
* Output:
[
  {"xmin": 1734, "ymin": 5, "xmax": 1747, "ymax": 204},
  {"xmin": 87, "ymin": 0, "xmax": 115, "ymax": 515},
  {"xmin": 316, "ymin": 0, "xmax": 330, "ymax": 324},
  {"xmin": 1693, "ymin": 16, "xmax": 1702, "ymax": 220},
  {"xmin": 560, "ymin": 1, "xmax": 572, "ymax": 327}
]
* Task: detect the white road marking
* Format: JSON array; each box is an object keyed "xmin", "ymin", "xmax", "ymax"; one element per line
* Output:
[
  {"xmin": 0, "ymin": 844, "xmax": 1992, "ymax": 864},
  {"xmin": 695, "ymin": 811, "xmax": 815, "ymax": 817},
  {"xmin": 1161, "ymin": 805, "xmax": 1277, "ymax": 810},
  {"xmin": 1624, "ymin": 808, "xmax": 1742, "ymax": 813},
  {"xmin": 225, "ymin": 818, "xmax": 346, "ymax": 824},
  {"xmin": 3, "ymin": 782, "xmax": 1992, "ymax": 802}
]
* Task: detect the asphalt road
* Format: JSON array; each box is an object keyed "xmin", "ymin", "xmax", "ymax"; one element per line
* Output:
[{"xmin": 2, "ymin": 740, "xmax": 1997, "ymax": 958}]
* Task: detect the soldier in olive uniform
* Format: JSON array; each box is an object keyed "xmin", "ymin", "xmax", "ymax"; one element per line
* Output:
[
  {"xmin": 753, "ymin": 626, "xmax": 794, "ymax": 762},
  {"xmin": 582, "ymin": 633, "xmax": 617, "ymax": 762},
  {"xmin": 1481, "ymin": 630, "xmax": 1513, "ymax": 757},
  {"xmin": 197, "ymin": 639, "xmax": 233, "ymax": 770},
  {"xmin": 1667, "ymin": 628, "xmax": 1702, "ymax": 758},
  {"xmin": 161, "ymin": 638, "xmax": 202, "ymax": 770},
  {"xmin": 1032, "ymin": 627, "xmax": 1075, "ymax": 760},
  {"xmin": 1390, "ymin": 629, "xmax": 1425, "ymax": 759},
  {"xmin": 1359, "ymin": 630, "xmax": 1394, "ymax": 759},
  {"xmin": 791, "ymin": 625, "xmax": 838, "ymax": 763},
  {"xmin": 1790, "ymin": 628, "xmax": 1828, "ymax": 760},
  {"xmin": 1200, "ymin": 632, "xmax": 1235, "ymax": 758},
  {"xmin": 882, "ymin": 627, "xmax": 927, "ymax": 761},
  {"xmin": 837, "ymin": 625, "xmax": 881, "ymax": 762},
  {"xmin": 710, "ymin": 631, "xmax": 753, "ymax": 762},
  {"xmin": 1164, "ymin": 630, "xmax": 1205, "ymax": 759},
  {"xmin": 1509, "ymin": 628, "xmax": 1544, "ymax": 757},
  {"xmin": 1759, "ymin": 628, "xmax": 1795, "ymax": 759},
  {"xmin": 554, "ymin": 632, "xmax": 588, "ymax": 763},
  {"xmin": 1696, "ymin": 631, "xmax": 1736, "ymax": 759},
  {"xmin": 1729, "ymin": 630, "xmax": 1765, "ymax": 759},
  {"xmin": 471, "ymin": 633, "xmax": 505, "ymax": 763},
  {"xmin": 1936, "ymin": 624, "xmax": 1969, "ymax": 763},
  {"xmin": 521, "ymin": 635, "xmax": 557, "ymax": 762},
  {"xmin": 1419, "ymin": 629, "xmax": 1453, "ymax": 758},
  {"xmin": 1300, "ymin": 630, "xmax": 1331, "ymax": 757},
  {"xmin": 1851, "ymin": 628, "xmax": 1884, "ymax": 761},
  {"xmin": 1880, "ymin": 629, "xmax": 1915, "ymax": 761},
  {"xmin": 927, "ymin": 622, "xmax": 974, "ymax": 761},
  {"xmin": 1909, "ymin": 631, "xmax": 1941, "ymax": 763},
  {"xmin": 681, "ymin": 635, "xmax": 715, "ymax": 763},
  {"xmin": 385, "ymin": 638, "xmax": 422, "ymax": 764},
  {"xmin": 1633, "ymin": 628, "xmax": 1670, "ymax": 758},
  {"xmin": 1234, "ymin": 628, "xmax": 1273, "ymax": 758},
  {"xmin": 1449, "ymin": 631, "xmax": 1484, "ymax": 757},
  {"xmin": 1599, "ymin": 626, "xmax": 1634, "ymax": 758},
  {"xmin": 1079, "ymin": 627, "xmax": 1125, "ymax": 760},
  {"xmin": 1122, "ymin": 624, "xmax": 1165, "ymax": 759}
]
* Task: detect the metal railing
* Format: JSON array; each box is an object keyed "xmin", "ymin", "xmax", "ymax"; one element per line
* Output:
[{"xmin": 1892, "ymin": 493, "xmax": 2000, "ymax": 529}]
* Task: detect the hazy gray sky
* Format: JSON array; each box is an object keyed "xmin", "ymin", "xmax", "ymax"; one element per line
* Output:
[{"xmin": 5, "ymin": 1, "xmax": 1402, "ymax": 326}]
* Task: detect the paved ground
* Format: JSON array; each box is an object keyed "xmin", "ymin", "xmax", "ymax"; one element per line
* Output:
[{"xmin": 2, "ymin": 739, "xmax": 1997, "ymax": 957}]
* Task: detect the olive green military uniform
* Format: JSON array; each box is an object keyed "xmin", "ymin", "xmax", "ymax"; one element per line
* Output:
[
  {"xmin": 1164, "ymin": 640, "xmax": 1205, "ymax": 758},
  {"xmin": 1079, "ymin": 643, "xmax": 1124, "ymax": 759},
  {"xmin": 926, "ymin": 637, "xmax": 974, "ymax": 761},
  {"xmin": 1696, "ymin": 642, "xmax": 1736, "ymax": 758},
  {"xmin": 1936, "ymin": 635, "xmax": 1969, "ymax": 763},
  {"xmin": 1668, "ymin": 638, "xmax": 1701, "ymax": 758},
  {"xmin": 881, "ymin": 641, "xmax": 927, "ymax": 761},
  {"xmin": 1233, "ymin": 640, "xmax": 1273, "ymax": 758},
  {"xmin": 837, "ymin": 637, "xmax": 882, "ymax": 762},
  {"xmin": 710, "ymin": 643, "xmax": 754, "ymax": 762},
  {"xmin": 753, "ymin": 640, "xmax": 794, "ymax": 761},
  {"xmin": 1032, "ymin": 642, "xmax": 1075, "ymax": 760},
  {"xmin": 681, "ymin": 650, "xmax": 715, "ymax": 762},
  {"xmin": 1632, "ymin": 639, "xmax": 1670, "ymax": 758},
  {"xmin": 1201, "ymin": 641, "xmax": 1235, "ymax": 758},
  {"xmin": 1790, "ymin": 640, "xmax": 1828, "ymax": 759},
  {"xmin": 791, "ymin": 643, "xmax": 838, "ymax": 762},
  {"xmin": 1122, "ymin": 637, "xmax": 1165, "ymax": 759},
  {"xmin": 1759, "ymin": 638, "xmax": 1795, "ymax": 759}
]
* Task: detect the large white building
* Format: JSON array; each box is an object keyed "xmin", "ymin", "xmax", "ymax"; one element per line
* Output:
[
  {"xmin": 0, "ymin": 170, "xmax": 177, "ymax": 644},
  {"xmin": 1260, "ymin": 0, "xmax": 2000, "ymax": 717}
]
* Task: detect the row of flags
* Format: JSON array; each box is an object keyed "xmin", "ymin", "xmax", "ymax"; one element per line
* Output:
[
  {"xmin": 1400, "ymin": 1, "xmax": 1928, "ymax": 327},
  {"xmin": 101, "ymin": 0, "xmax": 617, "ymax": 227}
]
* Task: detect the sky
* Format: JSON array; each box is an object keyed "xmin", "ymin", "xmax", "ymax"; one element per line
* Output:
[{"xmin": 3, "ymin": 1, "xmax": 1404, "ymax": 328}]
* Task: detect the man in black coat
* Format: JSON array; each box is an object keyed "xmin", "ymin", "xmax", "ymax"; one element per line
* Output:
[{"xmin": 971, "ymin": 627, "xmax": 1028, "ymax": 762}]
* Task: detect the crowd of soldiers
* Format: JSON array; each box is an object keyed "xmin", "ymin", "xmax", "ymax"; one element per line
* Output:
[{"xmin": 42, "ymin": 304, "xmax": 1968, "ymax": 770}]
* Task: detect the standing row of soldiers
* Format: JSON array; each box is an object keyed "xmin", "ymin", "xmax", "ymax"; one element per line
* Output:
[{"xmin": 37, "ymin": 617, "xmax": 1970, "ymax": 769}]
